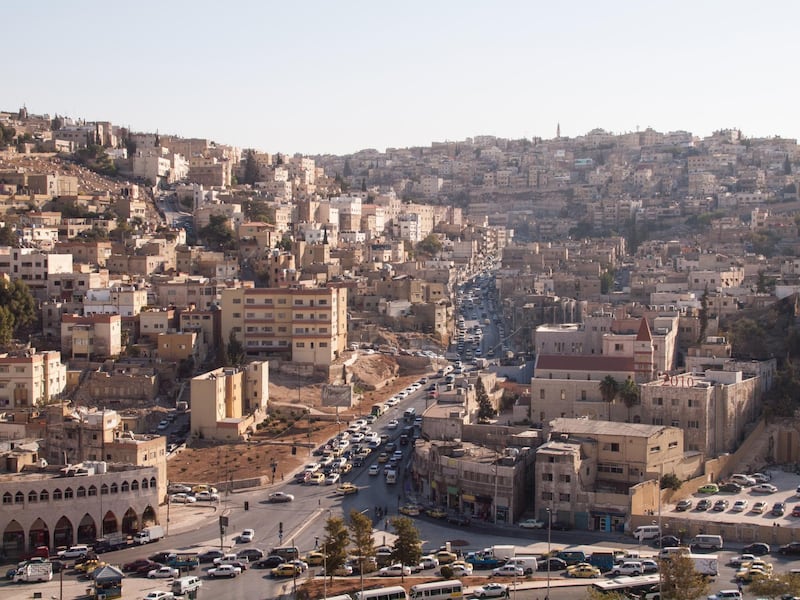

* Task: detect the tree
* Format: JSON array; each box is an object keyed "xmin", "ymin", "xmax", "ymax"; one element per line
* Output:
[
  {"xmin": 348, "ymin": 509, "xmax": 375, "ymax": 591},
  {"xmin": 242, "ymin": 150, "xmax": 260, "ymax": 185},
  {"xmin": 390, "ymin": 516, "xmax": 421, "ymax": 579},
  {"xmin": 660, "ymin": 472, "xmax": 682, "ymax": 491},
  {"xmin": 0, "ymin": 279, "xmax": 36, "ymax": 346},
  {"xmin": 322, "ymin": 515, "xmax": 350, "ymax": 580},
  {"xmin": 476, "ymin": 377, "xmax": 495, "ymax": 420},
  {"xmin": 659, "ymin": 554, "xmax": 710, "ymax": 600},
  {"xmin": 199, "ymin": 214, "xmax": 237, "ymax": 252},
  {"xmin": 600, "ymin": 270, "xmax": 614, "ymax": 295},
  {"xmin": 750, "ymin": 572, "xmax": 800, "ymax": 599},
  {"xmin": 619, "ymin": 378, "xmax": 640, "ymax": 421},
  {"xmin": 224, "ymin": 331, "xmax": 245, "ymax": 367},
  {"xmin": 416, "ymin": 234, "xmax": 443, "ymax": 258},
  {"xmin": 598, "ymin": 375, "xmax": 619, "ymax": 420},
  {"xmin": 697, "ymin": 285, "xmax": 709, "ymax": 344},
  {"xmin": 0, "ymin": 225, "xmax": 18, "ymax": 247}
]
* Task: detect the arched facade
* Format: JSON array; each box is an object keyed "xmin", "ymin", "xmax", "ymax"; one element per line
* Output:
[{"xmin": 0, "ymin": 465, "xmax": 162, "ymax": 557}]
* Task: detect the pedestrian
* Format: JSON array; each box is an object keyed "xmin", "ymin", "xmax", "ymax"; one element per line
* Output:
[{"xmin": 385, "ymin": 519, "xmax": 388, "ymax": 530}]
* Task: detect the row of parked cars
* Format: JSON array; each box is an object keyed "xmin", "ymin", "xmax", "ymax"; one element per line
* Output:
[{"xmin": 167, "ymin": 483, "xmax": 219, "ymax": 503}]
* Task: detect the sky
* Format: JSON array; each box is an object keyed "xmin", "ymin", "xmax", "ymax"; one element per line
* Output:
[{"xmin": 6, "ymin": 1, "xmax": 800, "ymax": 156}]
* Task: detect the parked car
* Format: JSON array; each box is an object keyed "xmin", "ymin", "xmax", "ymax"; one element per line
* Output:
[
  {"xmin": 148, "ymin": 566, "xmax": 179, "ymax": 579},
  {"xmin": 751, "ymin": 483, "xmax": 778, "ymax": 494},
  {"xmin": 696, "ymin": 499, "xmax": 712, "ymax": 511},
  {"xmin": 195, "ymin": 491, "xmax": 220, "ymax": 502},
  {"xmin": 742, "ymin": 543, "xmax": 770, "ymax": 556},
  {"xmin": 208, "ymin": 565, "xmax": 241, "ymax": 578},
  {"xmin": 698, "ymin": 484, "xmax": 719, "ymax": 494},
  {"xmin": 720, "ymin": 482, "xmax": 743, "ymax": 493},
  {"xmin": 448, "ymin": 563, "xmax": 473, "ymax": 577},
  {"xmin": 728, "ymin": 554, "xmax": 757, "ymax": 567},
  {"xmin": 751, "ymin": 501, "xmax": 768, "ymax": 514},
  {"xmin": 713, "ymin": 499, "xmax": 729, "ymax": 511},
  {"xmin": 772, "ymin": 502, "xmax": 787, "ymax": 516},
  {"xmin": 58, "ymin": 545, "xmax": 90, "ymax": 560},
  {"xmin": 539, "ymin": 557, "xmax": 567, "ymax": 572},
  {"xmin": 654, "ymin": 535, "xmax": 681, "ymax": 548},
  {"xmin": 519, "ymin": 518, "xmax": 545, "ymax": 529},
  {"xmin": 676, "ymin": 499, "xmax": 693, "ymax": 512},
  {"xmin": 170, "ymin": 493, "xmax": 197, "ymax": 504},
  {"xmin": 731, "ymin": 499, "xmax": 748, "ymax": 512},
  {"xmin": 779, "ymin": 542, "xmax": 800, "ymax": 555},
  {"xmin": 379, "ymin": 564, "xmax": 411, "ymax": 577},
  {"xmin": 446, "ymin": 514, "xmax": 471, "ymax": 526},
  {"xmin": 472, "ymin": 583, "xmax": 509, "ymax": 598},
  {"xmin": 641, "ymin": 559, "xmax": 659, "ymax": 574}
]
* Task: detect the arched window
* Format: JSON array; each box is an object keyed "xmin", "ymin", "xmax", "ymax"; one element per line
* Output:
[
  {"xmin": 52, "ymin": 488, "xmax": 62, "ymax": 501},
  {"xmin": 39, "ymin": 490, "xmax": 49, "ymax": 502},
  {"xmin": 100, "ymin": 484, "xmax": 109, "ymax": 496},
  {"xmin": 141, "ymin": 479, "xmax": 149, "ymax": 490},
  {"xmin": 131, "ymin": 480, "xmax": 139, "ymax": 491},
  {"xmin": 28, "ymin": 491, "xmax": 37, "ymax": 503},
  {"xmin": 64, "ymin": 488, "xmax": 74, "ymax": 499},
  {"xmin": 14, "ymin": 491, "xmax": 24, "ymax": 504},
  {"xmin": 77, "ymin": 486, "xmax": 86, "ymax": 498},
  {"xmin": 88, "ymin": 486, "xmax": 97, "ymax": 497},
  {"xmin": 149, "ymin": 477, "xmax": 156, "ymax": 488},
  {"xmin": 110, "ymin": 483, "xmax": 118, "ymax": 494},
  {"xmin": 121, "ymin": 481, "xmax": 129, "ymax": 493},
  {"xmin": 2, "ymin": 492, "xmax": 11, "ymax": 505}
]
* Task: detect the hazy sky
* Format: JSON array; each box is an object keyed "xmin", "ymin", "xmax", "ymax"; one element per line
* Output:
[{"xmin": 6, "ymin": 1, "xmax": 800, "ymax": 155}]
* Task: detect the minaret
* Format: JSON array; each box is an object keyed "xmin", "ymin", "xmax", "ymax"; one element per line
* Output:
[
  {"xmin": 322, "ymin": 224, "xmax": 329, "ymax": 245},
  {"xmin": 633, "ymin": 317, "xmax": 654, "ymax": 383},
  {"xmin": 556, "ymin": 123, "xmax": 561, "ymax": 139}
]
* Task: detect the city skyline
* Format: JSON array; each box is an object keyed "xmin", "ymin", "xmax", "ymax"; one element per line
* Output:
[{"xmin": 6, "ymin": 0, "xmax": 800, "ymax": 155}]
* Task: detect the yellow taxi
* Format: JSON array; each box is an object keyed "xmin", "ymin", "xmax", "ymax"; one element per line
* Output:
[
  {"xmin": 377, "ymin": 452, "xmax": 389, "ymax": 463},
  {"xmin": 337, "ymin": 483, "xmax": 359, "ymax": 495},
  {"xmin": 435, "ymin": 550, "xmax": 458, "ymax": 565},
  {"xmin": 271, "ymin": 563, "xmax": 302, "ymax": 578},
  {"xmin": 566, "ymin": 562, "xmax": 601, "ymax": 578},
  {"xmin": 304, "ymin": 552, "xmax": 325, "ymax": 566}
]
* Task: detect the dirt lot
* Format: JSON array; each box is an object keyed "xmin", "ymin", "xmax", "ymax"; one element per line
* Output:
[{"xmin": 167, "ymin": 359, "xmax": 428, "ymax": 485}]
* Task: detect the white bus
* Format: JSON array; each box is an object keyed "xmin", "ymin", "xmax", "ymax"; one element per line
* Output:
[
  {"xmin": 591, "ymin": 574, "xmax": 660, "ymax": 598},
  {"xmin": 353, "ymin": 586, "xmax": 409, "ymax": 600},
  {"xmin": 323, "ymin": 596, "xmax": 353, "ymax": 600},
  {"xmin": 409, "ymin": 579, "xmax": 464, "ymax": 599}
]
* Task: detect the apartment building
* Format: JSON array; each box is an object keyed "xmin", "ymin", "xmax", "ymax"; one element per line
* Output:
[
  {"xmin": 221, "ymin": 285, "xmax": 348, "ymax": 366},
  {"xmin": 190, "ymin": 362, "xmax": 268, "ymax": 440},
  {"xmin": 83, "ymin": 286, "xmax": 148, "ymax": 317},
  {"xmin": 4, "ymin": 248, "xmax": 72, "ymax": 297},
  {"xmin": 61, "ymin": 314, "xmax": 122, "ymax": 359},
  {"xmin": 0, "ymin": 349, "xmax": 66, "ymax": 409},
  {"xmin": 535, "ymin": 418, "xmax": 684, "ymax": 531}
]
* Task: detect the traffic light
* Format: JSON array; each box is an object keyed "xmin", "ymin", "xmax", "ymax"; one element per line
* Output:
[{"xmin": 279, "ymin": 522, "xmax": 283, "ymax": 534}]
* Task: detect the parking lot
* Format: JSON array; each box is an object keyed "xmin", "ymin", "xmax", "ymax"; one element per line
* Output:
[{"xmin": 666, "ymin": 469, "xmax": 800, "ymax": 528}]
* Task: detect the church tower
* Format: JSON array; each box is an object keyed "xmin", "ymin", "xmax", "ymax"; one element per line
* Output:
[{"xmin": 633, "ymin": 317, "xmax": 655, "ymax": 383}]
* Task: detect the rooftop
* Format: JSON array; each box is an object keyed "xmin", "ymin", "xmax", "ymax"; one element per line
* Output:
[{"xmin": 549, "ymin": 417, "xmax": 669, "ymax": 437}]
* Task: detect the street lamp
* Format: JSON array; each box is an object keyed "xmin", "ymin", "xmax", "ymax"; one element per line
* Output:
[{"xmin": 546, "ymin": 507, "xmax": 552, "ymax": 600}]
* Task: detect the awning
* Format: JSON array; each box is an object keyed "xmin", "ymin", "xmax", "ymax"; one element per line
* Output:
[
  {"xmin": 447, "ymin": 486, "xmax": 459, "ymax": 495},
  {"xmin": 462, "ymin": 493, "xmax": 476, "ymax": 502}
]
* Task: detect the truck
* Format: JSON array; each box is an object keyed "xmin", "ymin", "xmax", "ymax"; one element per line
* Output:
[
  {"xmin": 93, "ymin": 533, "xmax": 134, "ymax": 553},
  {"xmin": 489, "ymin": 545, "xmax": 516, "ymax": 561},
  {"xmin": 588, "ymin": 551, "xmax": 616, "ymax": 573},
  {"xmin": 134, "ymin": 525, "xmax": 165, "ymax": 545},
  {"xmin": 689, "ymin": 553, "xmax": 718, "ymax": 576},
  {"xmin": 464, "ymin": 551, "xmax": 504, "ymax": 570},
  {"xmin": 166, "ymin": 553, "xmax": 200, "ymax": 570},
  {"xmin": 370, "ymin": 404, "xmax": 386, "ymax": 417},
  {"xmin": 13, "ymin": 561, "xmax": 53, "ymax": 583}
]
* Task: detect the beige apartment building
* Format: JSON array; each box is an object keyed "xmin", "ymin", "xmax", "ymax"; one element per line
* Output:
[
  {"xmin": 535, "ymin": 418, "xmax": 684, "ymax": 531},
  {"xmin": 190, "ymin": 362, "xmax": 268, "ymax": 441},
  {"xmin": 0, "ymin": 349, "xmax": 66, "ymax": 409},
  {"xmin": 221, "ymin": 285, "xmax": 348, "ymax": 367},
  {"xmin": 61, "ymin": 314, "xmax": 122, "ymax": 359}
]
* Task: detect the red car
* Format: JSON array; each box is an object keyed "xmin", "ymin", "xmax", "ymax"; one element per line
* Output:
[{"xmin": 792, "ymin": 505, "xmax": 800, "ymax": 517}]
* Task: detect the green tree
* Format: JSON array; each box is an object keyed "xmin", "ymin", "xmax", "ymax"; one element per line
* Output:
[
  {"xmin": 322, "ymin": 515, "xmax": 350, "ymax": 580},
  {"xmin": 242, "ymin": 150, "xmax": 260, "ymax": 185},
  {"xmin": 348, "ymin": 509, "xmax": 376, "ymax": 591},
  {"xmin": 660, "ymin": 472, "xmax": 682, "ymax": 491},
  {"xmin": 729, "ymin": 317, "xmax": 769, "ymax": 360},
  {"xmin": 476, "ymin": 376, "xmax": 495, "ymax": 420},
  {"xmin": 0, "ymin": 279, "xmax": 37, "ymax": 346},
  {"xmin": 600, "ymin": 270, "xmax": 614, "ymax": 295},
  {"xmin": 659, "ymin": 554, "xmax": 710, "ymax": 600},
  {"xmin": 199, "ymin": 214, "xmax": 237, "ymax": 252},
  {"xmin": 0, "ymin": 225, "xmax": 18, "ymax": 246},
  {"xmin": 224, "ymin": 331, "xmax": 246, "ymax": 367},
  {"xmin": 750, "ymin": 572, "xmax": 800, "ymax": 599},
  {"xmin": 416, "ymin": 234, "xmax": 443, "ymax": 258},
  {"xmin": 599, "ymin": 375, "xmax": 619, "ymax": 420},
  {"xmin": 619, "ymin": 378, "xmax": 640, "ymax": 422},
  {"xmin": 390, "ymin": 516, "xmax": 421, "ymax": 579}
]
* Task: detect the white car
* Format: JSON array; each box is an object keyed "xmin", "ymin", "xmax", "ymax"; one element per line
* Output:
[
  {"xmin": 731, "ymin": 499, "xmax": 748, "ymax": 512},
  {"xmin": 379, "ymin": 564, "xmax": 411, "ymax": 577},
  {"xmin": 472, "ymin": 583, "xmax": 509, "ymax": 598},
  {"xmin": 170, "ymin": 493, "xmax": 197, "ymax": 504},
  {"xmin": 751, "ymin": 483, "xmax": 778, "ymax": 494},
  {"xmin": 148, "ymin": 566, "xmax": 179, "ymax": 579},
  {"xmin": 58, "ymin": 545, "xmax": 90, "ymax": 559},
  {"xmin": 368, "ymin": 465, "xmax": 380, "ymax": 476},
  {"xmin": 325, "ymin": 473, "xmax": 340, "ymax": 485},
  {"xmin": 386, "ymin": 397, "xmax": 399, "ymax": 406},
  {"xmin": 519, "ymin": 518, "xmax": 544, "ymax": 529},
  {"xmin": 448, "ymin": 563, "xmax": 473, "ymax": 577},
  {"xmin": 267, "ymin": 492, "xmax": 294, "ymax": 503},
  {"xmin": 195, "ymin": 491, "xmax": 220, "ymax": 501},
  {"xmin": 387, "ymin": 419, "xmax": 399, "ymax": 429},
  {"xmin": 492, "ymin": 565, "xmax": 524, "ymax": 577},
  {"xmin": 419, "ymin": 555, "xmax": 439, "ymax": 569},
  {"xmin": 208, "ymin": 564, "xmax": 242, "ymax": 578},
  {"xmin": 144, "ymin": 592, "xmax": 175, "ymax": 600},
  {"xmin": 239, "ymin": 529, "xmax": 255, "ymax": 543}
]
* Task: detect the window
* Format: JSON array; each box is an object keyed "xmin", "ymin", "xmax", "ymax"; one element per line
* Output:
[
  {"xmin": 559, "ymin": 493, "xmax": 571, "ymax": 502},
  {"xmin": 14, "ymin": 491, "xmax": 24, "ymax": 504},
  {"xmin": 668, "ymin": 441, "xmax": 678, "ymax": 449},
  {"xmin": 580, "ymin": 390, "xmax": 586, "ymax": 401},
  {"xmin": 64, "ymin": 487, "xmax": 74, "ymax": 499},
  {"xmin": 652, "ymin": 417, "xmax": 663, "ymax": 425},
  {"xmin": 319, "ymin": 342, "xmax": 328, "ymax": 348},
  {"xmin": 53, "ymin": 488, "xmax": 62, "ymax": 500},
  {"xmin": 232, "ymin": 298, "xmax": 241, "ymax": 304},
  {"xmin": 101, "ymin": 484, "xmax": 109, "ymax": 495},
  {"xmin": 610, "ymin": 443, "xmax": 620, "ymax": 452},
  {"xmin": 559, "ymin": 474, "xmax": 571, "ymax": 483},
  {"xmin": 131, "ymin": 480, "xmax": 139, "ymax": 491},
  {"xmin": 142, "ymin": 479, "xmax": 149, "ymax": 489},
  {"xmin": 28, "ymin": 491, "xmax": 37, "ymax": 503},
  {"xmin": 246, "ymin": 298, "xmax": 255, "ymax": 304},
  {"xmin": 294, "ymin": 299, "xmax": 303, "ymax": 306},
  {"xmin": 687, "ymin": 399, "xmax": 694, "ymax": 407},
  {"xmin": 233, "ymin": 312, "xmax": 241, "ymax": 318},
  {"xmin": 2, "ymin": 492, "xmax": 10, "ymax": 505},
  {"xmin": 614, "ymin": 343, "xmax": 623, "ymax": 351},
  {"xmin": 77, "ymin": 486, "xmax": 86, "ymax": 498},
  {"xmin": 650, "ymin": 446, "xmax": 661, "ymax": 453},
  {"xmin": 88, "ymin": 485, "xmax": 97, "ymax": 497},
  {"xmin": 539, "ymin": 389, "xmax": 545, "ymax": 400},
  {"xmin": 671, "ymin": 419, "xmax": 680, "ymax": 427},
  {"xmin": 542, "ymin": 473, "xmax": 553, "ymax": 481},
  {"xmin": 319, "ymin": 299, "xmax": 327, "ymax": 305},
  {"xmin": 39, "ymin": 490, "xmax": 49, "ymax": 502},
  {"xmin": 654, "ymin": 397, "xmax": 663, "ymax": 405},
  {"xmin": 541, "ymin": 491, "xmax": 553, "ymax": 501},
  {"xmin": 296, "ymin": 342, "xmax": 305, "ymax": 348},
  {"xmin": 598, "ymin": 464, "xmax": 624, "ymax": 474},
  {"xmin": 688, "ymin": 420, "xmax": 699, "ymax": 429}
]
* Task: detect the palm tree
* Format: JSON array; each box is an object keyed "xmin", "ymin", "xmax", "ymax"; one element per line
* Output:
[
  {"xmin": 619, "ymin": 378, "xmax": 640, "ymax": 422},
  {"xmin": 599, "ymin": 375, "xmax": 619, "ymax": 421}
]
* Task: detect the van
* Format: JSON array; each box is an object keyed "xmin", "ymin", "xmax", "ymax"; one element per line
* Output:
[
  {"xmin": 659, "ymin": 546, "xmax": 690, "ymax": 559},
  {"xmin": 691, "ymin": 534, "xmax": 723, "ymax": 551},
  {"xmin": 633, "ymin": 525, "xmax": 661, "ymax": 541},
  {"xmin": 271, "ymin": 546, "xmax": 299, "ymax": 561},
  {"xmin": 404, "ymin": 407, "xmax": 416, "ymax": 420},
  {"xmin": 504, "ymin": 556, "xmax": 538, "ymax": 575},
  {"xmin": 172, "ymin": 575, "xmax": 202, "ymax": 595},
  {"xmin": 555, "ymin": 550, "xmax": 586, "ymax": 566}
]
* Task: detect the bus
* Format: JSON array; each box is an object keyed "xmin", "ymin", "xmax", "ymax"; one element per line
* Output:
[
  {"xmin": 409, "ymin": 579, "xmax": 464, "ymax": 599},
  {"xmin": 353, "ymin": 586, "xmax": 409, "ymax": 600},
  {"xmin": 591, "ymin": 574, "xmax": 660, "ymax": 598},
  {"xmin": 323, "ymin": 596, "xmax": 353, "ymax": 600}
]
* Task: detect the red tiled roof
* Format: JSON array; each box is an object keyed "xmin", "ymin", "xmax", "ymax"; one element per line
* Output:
[{"xmin": 636, "ymin": 317, "xmax": 652, "ymax": 342}]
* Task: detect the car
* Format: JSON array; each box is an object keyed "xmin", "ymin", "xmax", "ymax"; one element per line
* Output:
[
  {"xmin": 612, "ymin": 561, "xmax": 644, "ymax": 576},
  {"xmin": 519, "ymin": 518, "xmax": 545, "ymax": 529},
  {"xmin": 566, "ymin": 563, "xmax": 601, "ymax": 578},
  {"xmin": 302, "ymin": 552, "xmax": 325, "ymax": 567},
  {"xmin": 435, "ymin": 551, "xmax": 458, "ymax": 564},
  {"xmin": 742, "ymin": 543, "xmax": 771, "ymax": 556},
  {"xmin": 237, "ymin": 548, "xmax": 264, "ymax": 561},
  {"xmin": 425, "ymin": 507, "xmax": 447, "ymax": 519},
  {"xmin": 239, "ymin": 529, "xmax": 255, "ymax": 543},
  {"xmin": 143, "ymin": 592, "xmax": 174, "ymax": 600},
  {"xmin": 267, "ymin": 492, "xmax": 294, "ymax": 503},
  {"xmin": 58, "ymin": 545, "xmax": 90, "ymax": 560},
  {"xmin": 472, "ymin": 583, "xmax": 510, "ymax": 598},
  {"xmin": 676, "ymin": 499, "xmax": 693, "ymax": 511},
  {"xmin": 772, "ymin": 502, "xmax": 787, "ymax": 516},
  {"xmin": 780, "ymin": 542, "xmax": 800, "ymax": 555},
  {"xmin": 75, "ymin": 559, "xmax": 106, "ymax": 575},
  {"xmin": 492, "ymin": 564, "xmax": 524, "ymax": 577},
  {"xmin": 368, "ymin": 465, "xmax": 380, "ymax": 476},
  {"xmin": 641, "ymin": 559, "xmax": 659, "ymax": 574},
  {"xmin": 386, "ymin": 419, "xmax": 399, "ymax": 429},
  {"xmin": 751, "ymin": 472, "xmax": 771, "ymax": 483},
  {"xmin": 792, "ymin": 505, "xmax": 800, "ymax": 518},
  {"xmin": 197, "ymin": 549, "xmax": 225, "ymax": 563},
  {"xmin": 728, "ymin": 554, "xmax": 757, "ymax": 567},
  {"xmin": 698, "ymin": 483, "xmax": 719, "ymax": 494},
  {"xmin": 148, "ymin": 566, "xmax": 179, "ymax": 579},
  {"xmin": 419, "ymin": 555, "xmax": 439, "ymax": 569},
  {"xmin": 168, "ymin": 483, "xmax": 192, "ymax": 494},
  {"xmin": 365, "ymin": 415, "xmax": 377, "ymax": 424},
  {"xmin": 337, "ymin": 483, "xmax": 359, "ymax": 495},
  {"xmin": 446, "ymin": 514, "xmax": 471, "ymax": 526},
  {"xmin": 195, "ymin": 491, "xmax": 219, "ymax": 501},
  {"xmin": 696, "ymin": 498, "xmax": 712, "ymax": 511},
  {"xmin": 399, "ymin": 504, "xmax": 421, "ymax": 516},
  {"xmin": 732, "ymin": 499, "xmax": 748, "ymax": 512},
  {"xmin": 377, "ymin": 452, "xmax": 389, "ymax": 463},
  {"xmin": 386, "ymin": 397, "xmax": 399, "ymax": 407},
  {"xmin": 707, "ymin": 590, "xmax": 743, "ymax": 600},
  {"xmin": 654, "ymin": 535, "xmax": 681, "ymax": 548},
  {"xmin": 713, "ymin": 499, "xmax": 729, "ymax": 511},
  {"xmin": 324, "ymin": 564, "xmax": 354, "ymax": 576},
  {"xmin": 720, "ymin": 482, "xmax": 743, "ymax": 493},
  {"xmin": 325, "ymin": 473, "xmax": 341, "ymax": 485},
  {"xmin": 730, "ymin": 474, "xmax": 757, "ymax": 487},
  {"xmin": 379, "ymin": 564, "xmax": 411, "ymax": 577},
  {"xmin": 551, "ymin": 521, "xmax": 572, "ymax": 531},
  {"xmin": 448, "ymin": 563, "xmax": 473, "ymax": 577},
  {"xmin": 253, "ymin": 555, "xmax": 285, "ymax": 569},
  {"xmin": 751, "ymin": 501, "xmax": 768, "ymax": 514},
  {"xmin": 209, "ymin": 564, "xmax": 242, "ymax": 578},
  {"xmin": 751, "ymin": 483, "xmax": 778, "ymax": 494},
  {"xmin": 170, "ymin": 492, "xmax": 197, "ymax": 504}
]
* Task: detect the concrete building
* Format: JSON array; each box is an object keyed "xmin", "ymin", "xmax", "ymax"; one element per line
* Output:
[
  {"xmin": 61, "ymin": 314, "xmax": 122, "ymax": 359},
  {"xmin": 0, "ymin": 350, "xmax": 66, "ymax": 409},
  {"xmin": 221, "ymin": 285, "xmax": 348, "ymax": 367},
  {"xmin": 83, "ymin": 286, "xmax": 148, "ymax": 318}
]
